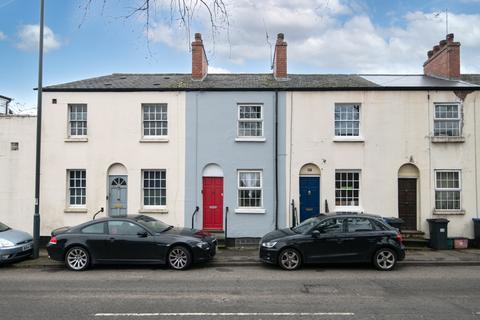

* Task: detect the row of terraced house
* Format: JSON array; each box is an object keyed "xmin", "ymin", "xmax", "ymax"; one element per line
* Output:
[{"xmin": 2, "ymin": 33, "xmax": 480, "ymax": 244}]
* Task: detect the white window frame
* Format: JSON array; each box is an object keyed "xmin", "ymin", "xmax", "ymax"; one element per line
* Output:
[
  {"xmin": 237, "ymin": 170, "xmax": 263, "ymax": 209},
  {"xmin": 68, "ymin": 104, "xmax": 87, "ymax": 138},
  {"xmin": 237, "ymin": 104, "xmax": 264, "ymax": 139},
  {"xmin": 433, "ymin": 103, "xmax": 462, "ymax": 137},
  {"xmin": 335, "ymin": 170, "xmax": 361, "ymax": 211},
  {"xmin": 334, "ymin": 103, "xmax": 361, "ymax": 137},
  {"xmin": 67, "ymin": 169, "xmax": 86, "ymax": 208},
  {"xmin": 142, "ymin": 169, "xmax": 167, "ymax": 209},
  {"xmin": 142, "ymin": 103, "xmax": 168, "ymax": 139},
  {"xmin": 434, "ymin": 170, "xmax": 462, "ymax": 211}
]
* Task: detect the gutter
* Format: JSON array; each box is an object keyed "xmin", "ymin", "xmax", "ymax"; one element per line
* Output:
[{"xmin": 274, "ymin": 91, "xmax": 279, "ymax": 230}]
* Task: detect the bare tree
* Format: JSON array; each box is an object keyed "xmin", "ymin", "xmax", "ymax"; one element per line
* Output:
[{"xmin": 80, "ymin": 0, "xmax": 229, "ymax": 49}]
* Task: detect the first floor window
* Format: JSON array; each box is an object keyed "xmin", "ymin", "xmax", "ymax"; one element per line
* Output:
[
  {"xmin": 238, "ymin": 170, "xmax": 262, "ymax": 208},
  {"xmin": 434, "ymin": 103, "xmax": 461, "ymax": 137},
  {"xmin": 238, "ymin": 104, "xmax": 263, "ymax": 138},
  {"xmin": 68, "ymin": 169, "xmax": 86, "ymax": 206},
  {"xmin": 435, "ymin": 170, "xmax": 461, "ymax": 210},
  {"xmin": 335, "ymin": 103, "xmax": 360, "ymax": 136},
  {"xmin": 335, "ymin": 170, "xmax": 360, "ymax": 206},
  {"xmin": 143, "ymin": 170, "xmax": 166, "ymax": 206},
  {"xmin": 143, "ymin": 104, "xmax": 168, "ymax": 137},
  {"xmin": 68, "ymin": 104, "xmax": 87, "ymax": 137}
]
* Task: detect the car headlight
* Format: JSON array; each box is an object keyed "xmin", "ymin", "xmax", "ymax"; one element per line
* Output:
[
  {"xmin": 0, "ymin": 239, "xmax": 15, "ymax": 248},
  {"xmin": 261, "ymin": 241, "xmax": 277, "ymax": 248},
  {"xmin": 196, "ymin": 241, "xmax": 210, "ymax": 250}
]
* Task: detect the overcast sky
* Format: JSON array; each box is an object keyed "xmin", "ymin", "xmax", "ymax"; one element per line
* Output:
[{"xmin": 1, "ymin": 0, "xmax": 480, "ymax": 111}]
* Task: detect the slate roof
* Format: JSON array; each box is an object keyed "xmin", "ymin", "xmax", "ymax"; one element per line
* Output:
[
  {"xmin": 461, "ymin": 74, "xmax": 480, "ymax": 85},
  {"xmin": 43, "ymin": 73, "xmax": 480, "ymax": 92}
]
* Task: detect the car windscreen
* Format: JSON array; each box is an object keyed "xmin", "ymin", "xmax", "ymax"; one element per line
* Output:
[
  {"xmin": 291, "ymin": 216, "xmax": 322, "ymax": 234},
  {"xmin": 0, "ymin": 222, "xmax": 9, "ymax": 232},
  {"xmin": 134, "ymin": 216, "xmax": 170, "ymax": 232}
]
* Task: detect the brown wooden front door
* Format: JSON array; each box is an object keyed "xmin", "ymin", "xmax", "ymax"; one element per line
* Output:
[{"xmin": 398, "ymin": 178, "xmax": 417, "ymax": 230}]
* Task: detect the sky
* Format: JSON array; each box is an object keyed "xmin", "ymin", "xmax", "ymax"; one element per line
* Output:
[{"xmin": 0, "ymin": 0, "xmax": 480, "ymax": 112}]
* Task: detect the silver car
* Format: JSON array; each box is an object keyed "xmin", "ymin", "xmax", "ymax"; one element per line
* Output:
[{"xmin": 0, "ymin": 222, "xmax": 33, "ymax": 264}]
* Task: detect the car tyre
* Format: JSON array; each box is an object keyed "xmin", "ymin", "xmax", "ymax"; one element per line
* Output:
[
  {"xmin": 167, "ymin": 246, "xmax": 192, "ymax": 270},
  {"xmin": 65, "ymin": 246, "xmax": 90, "ymax": 271},
  {"xmin": 278, "ymin": 248, "xmax": 302, "ymax": 271},
  {"xmin": 373, "ymin": 248, "xmax": 397, "ymax": 271}
]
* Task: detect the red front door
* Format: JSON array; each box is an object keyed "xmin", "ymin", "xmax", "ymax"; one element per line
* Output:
[{"xmin": 202, "ymin": 177, "xmax": 224, "ymax": 230}]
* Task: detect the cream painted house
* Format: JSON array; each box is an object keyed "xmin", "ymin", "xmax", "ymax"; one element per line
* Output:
[
  {"xmin": 0, "ymin": 115, "xmax": 36, "ymax": 232},
  {"xmin": 39, "ymin": 91, "xmax": 186, "ymax": 236},
  {"xmin": 285, "ymin": 87, "xmax": 480, "ymax": 238}
]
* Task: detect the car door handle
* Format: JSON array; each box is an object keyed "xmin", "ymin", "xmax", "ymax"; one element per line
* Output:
[{"xmin": 108, "ymin": 237, "xmax": 116, "ymax": 242}]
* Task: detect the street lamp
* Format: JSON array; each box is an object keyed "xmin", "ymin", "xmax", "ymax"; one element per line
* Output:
[{"xmin": 33, "ymin": 0, "xmax": 44, "ymax": 259}]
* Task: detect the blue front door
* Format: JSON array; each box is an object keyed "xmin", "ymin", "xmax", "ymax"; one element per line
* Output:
[
  {"xmin": 299, "ymin": 176, "xmax": 320, "ymax": 222},
  {"xmin": 109, "ymin": 175, "xmax": 128, "ymax": 217}
]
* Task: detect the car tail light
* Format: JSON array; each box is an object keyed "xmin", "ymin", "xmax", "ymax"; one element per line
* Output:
[
  {"xmin": 395, "ymin": 232, "xmax": 403, "ymax": 243},
  {"xmin": 49, "ymin": 236, "xmax": 57, "ymax": 245}
]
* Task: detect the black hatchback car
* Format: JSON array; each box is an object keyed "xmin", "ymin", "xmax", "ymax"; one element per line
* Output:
[
  {"xmin": 260, "ymin": 213, "xmax": 405, "ymax": 271},
  {"xmin": 47, "ymin": 215, "xmax": 217, "ymax": 271}
]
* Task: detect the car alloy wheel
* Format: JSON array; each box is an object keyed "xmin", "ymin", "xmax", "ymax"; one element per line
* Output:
[
  {"xmin": 374, "ymin": 248, "xmax": 397, "ymax": 271},
  {"xmin": 65, "ymin": 247, "xmax": 89, "ymax": 271},
  {"xmin": 279, "ymin": 248, "xmax": 301, "ymax": 270},
  {"xmin": 168, "ymin": 246, "xmax": 191, "ymax": 270}
]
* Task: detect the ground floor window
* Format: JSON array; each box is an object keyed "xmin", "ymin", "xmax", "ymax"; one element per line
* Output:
[
  {"xmin": 335, "ymin": 170, "xmax": 360, "ymax": 207},
  {"xmin": 142, "ymin": 170, "xmax": 166, "ymax": 207},
  {"xmin": 67, "ymin": 169, "xmax": 86, "ymax": 206},
  {"xmin": 435, "ymin": 170, "xmax": 461, "ymax": 210},
  {"xmin": 238, "ymin": 170, "xmax": 262, "ymax": 208}
]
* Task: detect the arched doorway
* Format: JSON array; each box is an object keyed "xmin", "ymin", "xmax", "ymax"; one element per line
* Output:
[
  {"xmin": 398, "ymin": 163, "xmax": 420, "ymax": 230},
  {"xmin": 202, "ymin": 164, "xmax": 224, "ymax": 230},
  {"xmin": 107, "ymin": 163, "xmax": 128, "ymax": 217},
  {"xmin": 299, "ymin": 163, "xmax": 321, "ymax": 222}
]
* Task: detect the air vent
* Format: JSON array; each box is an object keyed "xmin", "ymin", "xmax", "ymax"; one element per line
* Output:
[
  {"xmin": 104, "ymin": 83, "xmax": 112, "ymax": 86},
  {"xmin": 163, "ymin": 76, "xmax": 170, "ymax": 79},
  {"xmin": 153, "ymin": 83, "xmax": 161, "ymax": 86},
  {"xmin": 118, "ymin": 77, "xmax": 127, "ymax": 80}
]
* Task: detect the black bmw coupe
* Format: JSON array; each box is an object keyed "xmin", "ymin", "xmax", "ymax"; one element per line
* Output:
[{"xmin": 47, "ymin": 215, "xmax": 217, "ymax": 271}]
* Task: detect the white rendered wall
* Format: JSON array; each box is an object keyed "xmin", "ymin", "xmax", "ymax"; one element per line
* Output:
[
  {"xmin": 0, "ymin": 115, "xmax": 36, "ymax": 233},
  {"xmin": 40, "ymin": 92, "xmax": 186, "ymax": 236}
]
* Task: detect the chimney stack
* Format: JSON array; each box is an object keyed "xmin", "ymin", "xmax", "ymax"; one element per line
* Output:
[
  {"xmin": 273, "ymin": 33, "xmax": 288, "ymax": 80},
  {"xmin": 192, "ymin": 33, "xmax": 208, "ymax": 80},
  {"xmin": 423, "ymin": 33, "xmax": 460, "ymax": 79}
]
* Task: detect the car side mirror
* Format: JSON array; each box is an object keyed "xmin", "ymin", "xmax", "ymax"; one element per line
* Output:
[
  {"xmin": 137, "ymin": 231, "xmax": 148, "ymax": 238},
  {"xmin": 312, "ymin": 230, "xmax": 321, "ymax": 238}
]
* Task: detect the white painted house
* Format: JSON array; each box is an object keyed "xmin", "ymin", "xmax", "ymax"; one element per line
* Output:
[
  {"xmin": 0, "ymin": 114, "xmax": 36, "ymax": 232},
  {"xmin": 39, "ymin": 91, "xmax": 186, "ymax": 236}
]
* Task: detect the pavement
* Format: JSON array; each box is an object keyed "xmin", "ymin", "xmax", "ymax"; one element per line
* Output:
[{"xmin": 5, "ymin": 247, "xmax": 480, "ymax": 269}]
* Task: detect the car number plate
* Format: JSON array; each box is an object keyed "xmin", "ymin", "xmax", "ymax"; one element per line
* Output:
[{"xmin": 22, "ymin": 243, "xmax": 32, "ymax": 251}]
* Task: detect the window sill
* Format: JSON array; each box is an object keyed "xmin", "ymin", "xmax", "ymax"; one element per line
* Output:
[
  {"xmin": 64, "ymin": 207, "xmax": 88, "ymax": 213},
  {"xmin": 430, "ymin": 136, "xmax": 465, "ymax": 143},
  {"xmin": 433, "ymin": 209, "xmax": 465, "ymax": 215},
  {"xmin": 139, "ymin": 207, "xmax": 168, "ymax": 214},
  {"xmin": 235, "ymin": 137, "xmax": 266, "ymax": 142},
  {"xmin": 334, "ymin": 206, "xmax": 363, "ymax": 213},
  {"xmin": 235, "ymin": 208, "xmax": 266, "ymax": 214},
  {"xmin": 332, "ymin": 137, "xmax": 365, "ymax": 143},
  {"xmin": 65, "ymin": 137, "xmax": 88, "ymax": 143},
  {"xmin": 140, "ymin": 137, "xmax": 169, "ymax": 143}
]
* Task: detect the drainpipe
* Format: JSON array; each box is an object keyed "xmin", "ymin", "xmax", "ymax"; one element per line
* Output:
[
  {"xmin": 275, "ymin": 90, "xmax": 279, "ymax": 230},
  {"xmin": 474, "ymin": 94, "xmax": 479, "ymax": 218}
]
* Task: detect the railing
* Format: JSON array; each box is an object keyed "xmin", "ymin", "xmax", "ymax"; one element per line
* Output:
[
  {"xmin": 191, "ymin": 206, "xmax": 200, "ymax": 229},
  {"xmin": 224, "ymin": 206, "xmax": 229, "ymax": 247},
  {"xmin": 93, "ymin": 207, "xmax": 104, "ymax": 220},
  {"xmin": 291, "ymin": 200, "xmax": 298, "ymax": 227}
]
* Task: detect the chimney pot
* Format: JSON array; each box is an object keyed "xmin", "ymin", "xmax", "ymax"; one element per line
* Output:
[
  {"xmin": 273, "ymin": 32, "xmax": 288, "ymax": 80},
  {"xmin": 191, "ymin": 32, "xmax": 208, "ymax": 80},
  {"xmin": 423, "ymin": 34, "xmax": 461, "ymax": 79}
]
